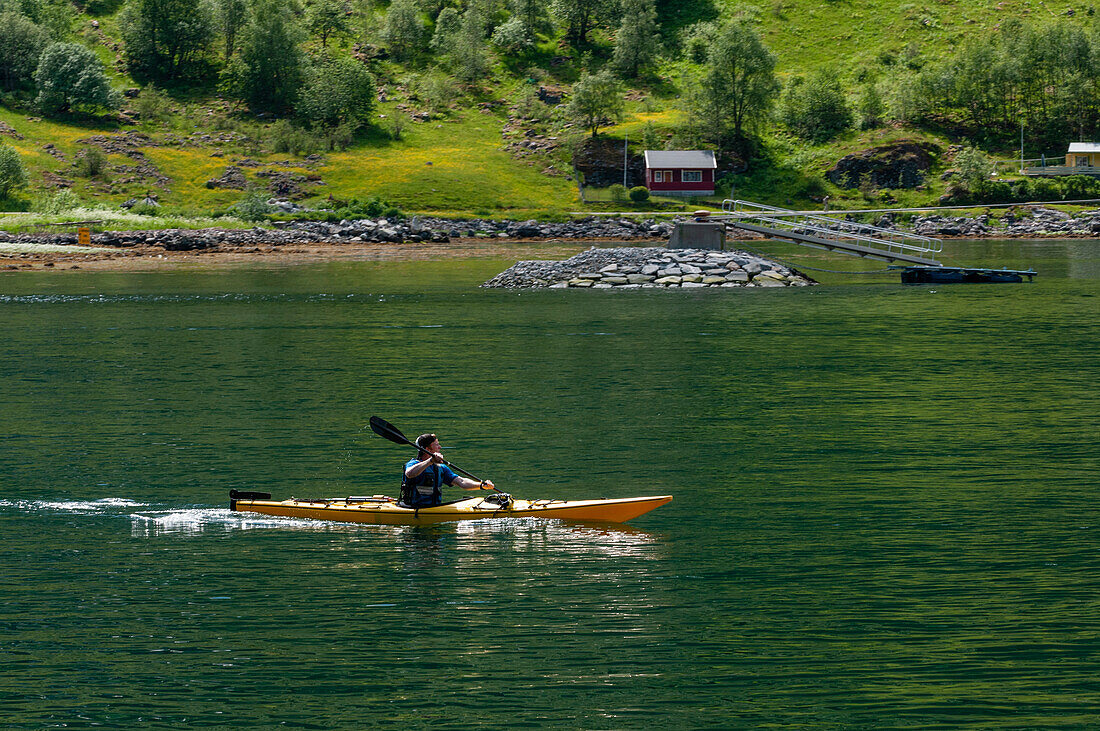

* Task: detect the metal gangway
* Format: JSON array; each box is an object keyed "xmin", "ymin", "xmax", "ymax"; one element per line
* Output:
[{"xmin": 716, "ymin": 200, "xmax": 943, "ymax": 266}]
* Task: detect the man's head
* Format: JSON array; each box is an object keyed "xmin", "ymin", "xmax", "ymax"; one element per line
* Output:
[{"xmin": 416, "ymin": 433, "xmax": 440, "ymax": 455}]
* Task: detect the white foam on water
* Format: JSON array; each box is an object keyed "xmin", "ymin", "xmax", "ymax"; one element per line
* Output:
[
  {"xmin": 129, "ymin": 507, "xmax": 346, "ymax": 536},
  {"xmin": 0, "ymin": 497, "xmax": 149, "ymax": 513}
]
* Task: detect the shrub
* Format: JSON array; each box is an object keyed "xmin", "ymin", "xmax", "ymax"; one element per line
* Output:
[
  {"xmin": 629, "ymin": 185, "xmax": 649, "ymax": 202},
  {"xmin": 780, "ymin": 71, "xmax": 852, "ymax": 143},
  {"xmin": 608, "ymin": 183, "xmax": 627, "ymax": 202},
  {"xmin": 32, "ymin": 188, "xmax": 82, "ymax": 213},
  {"xmin": 74, "ymin": 148, "xmax": 109, "ymax": 179},
  {"xmin": 955, "ymin": 146, "xmax": 994, "ymax": 190},
  {"xmin": 233, "ymin": 188, "xmax": 272, "ymax": 221},
  {"xmin": 133, "ymin": 84, "xmax": 173, "ymax": 124},
  {"xmin": 267, "ymin": 119, "xmax": 323, "ymax": 155},
  {"xmin": 129, "ymin": 201, "xmax": 160, "ymax": 216},
  {"xmin": 0, "ymin": 141, "xmax": 28, "ymax": 199}
]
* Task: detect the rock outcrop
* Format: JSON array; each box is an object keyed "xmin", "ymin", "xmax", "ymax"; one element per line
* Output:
[{"xmin": 826, "ymin": 141, "xmax": 938, "ymax": 189}]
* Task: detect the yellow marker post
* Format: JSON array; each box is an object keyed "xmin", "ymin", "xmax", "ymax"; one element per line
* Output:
[{"xmin": 77, "ymin": 227, "xmax": 91, "ymax": 246}]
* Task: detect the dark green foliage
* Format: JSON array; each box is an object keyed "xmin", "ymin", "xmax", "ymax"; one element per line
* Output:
[
  {"xmin": 613, "ymin": 0, "xmax": 659, "ymax": 77},
  {"xmin": 628, "ymin": 185, "xmax": 649, "ymax": 201},
  {"xmin": 690, "ymin": 18, "xmax": 778, "ymax": 148},
  {"xmin": 0, "ymin": 140, "xmax": 28, "ymax": 199},
  {"xmin": 118, "ymin": 0, "xmax": 216, "ymax": 81},
  {"xmin": 382, "ymin": 0, "xmax": 425, "ymax": 60},
  {"xmin": 568, "ymin": 70, "xmax": 624, "ymax": 136},
  {"xmin": 551, "ymin": 0, "xmax": 617, "ymax": 47},
  {"xmin": 453, "ymin": 3, "xmax": 489, "ymax": 82},
  {"xmin": 237, "ymin": 0, "xmax": 305, "ymax": 110},
  {"xmin": 780, "ymin": 70, "xmax": 852, "ymax": 143},
  {"xmin": 902, "ymin": 17, "xmax": 1100, "ymax": 143},
  {"xmin": 1, "ymin": 0, "xmax": 76, "ymax": 39},
  {"xmin": 306, "ymin": 0, "xmax": 351, "ymax": 49},
  {"xmin": 233, "ymin": 187, "xmax": 272, "ymax": 221},
  {"xmin": 953, "ymin": 174, "xmax": 1100, "ymax": 205},
  {"xmin": 857, "ymin": 81, "xmax": 884, "ymax": 130},
  {"xmin": 298, "ymin": 55, "xmax": 374, "ymax": 130},
  {"xmin": 74, "ymin": 147, "xmax": 109, "ymax": 178},
  {"xmin": 0, "ymin": 11, "xmax": 48, "ymax": 91},
  {"xmin": 491, "ymin": 16, "xmax": 534, "ymax": 53},
  {"xmin": 34, "ymin": 42, "xmax": 117, "ymax": 115},
  {"xmin": 133, "ymin": 84, "xmax": 173, "ymax": 124},
  {"xmin": 215, "ymin": 0, "xmax": 248, "ymax": 60}
]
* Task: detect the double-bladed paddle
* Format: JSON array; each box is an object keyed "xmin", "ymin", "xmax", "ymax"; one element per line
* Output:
[{"xmin": 368, "ymin": 415, "xmax": 502, "ymax": 493}]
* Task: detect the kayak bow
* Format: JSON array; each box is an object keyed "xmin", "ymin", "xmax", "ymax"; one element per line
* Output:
[{"xmin": 229, "ymin": 490, "xmax": 672, "ymax": 525}]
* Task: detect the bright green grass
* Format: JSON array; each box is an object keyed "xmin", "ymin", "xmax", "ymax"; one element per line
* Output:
[{"xmin": 320, "ymin": 108, "xmax": 579, "ymax": 214}]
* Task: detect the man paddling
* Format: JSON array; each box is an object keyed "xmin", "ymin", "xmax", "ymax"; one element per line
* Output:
[{"xmin": 401, "ymin": 433, "xmax": 495, "ymax": 508}]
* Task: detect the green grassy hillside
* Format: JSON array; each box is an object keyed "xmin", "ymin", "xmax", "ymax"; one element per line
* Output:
[{"xmin": 0, "ymin": 0, "xmax": 1093, "ymax": 219}]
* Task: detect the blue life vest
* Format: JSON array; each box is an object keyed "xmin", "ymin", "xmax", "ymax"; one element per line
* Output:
[{"xmin": 400, "ymin": 460, "xmax": 456, "ymax": 508}]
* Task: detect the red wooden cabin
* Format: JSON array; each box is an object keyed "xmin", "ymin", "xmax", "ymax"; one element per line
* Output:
[{"xmin": 644, "ymin": 150, "xmax": 717, "ymax": 196}]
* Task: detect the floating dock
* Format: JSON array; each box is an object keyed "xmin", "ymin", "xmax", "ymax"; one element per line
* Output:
[{"xmin": 894, "ymin": 266, "xmax": 1038, "ymax": 284}]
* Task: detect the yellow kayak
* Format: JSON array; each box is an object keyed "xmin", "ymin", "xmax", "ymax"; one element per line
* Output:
[{"xmin": 229, "ymin": 490, "xmax": 672, "ymax": 525}]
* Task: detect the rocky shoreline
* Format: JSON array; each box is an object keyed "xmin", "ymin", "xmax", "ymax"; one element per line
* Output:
[
  {"xmin": 482, "ymin": 247, "xmax": 814, "ymax": 289},
  {"xmin": 3, "ymin": 205, "xmax": 1100, "ymax": 253},
  {"xmin": 0, "ymin": 216, "xmax": 673, "ymax": 251}
]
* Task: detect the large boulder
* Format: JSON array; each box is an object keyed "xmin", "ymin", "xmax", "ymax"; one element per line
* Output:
[
  {"xmin": 572, "ymin": 137, "xmax": 645, "ymax": 188},
  {"xmin": 826, "ymin": 141, "xmax": 938, "ymax": 189}
]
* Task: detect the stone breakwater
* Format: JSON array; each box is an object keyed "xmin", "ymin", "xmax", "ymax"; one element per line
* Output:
[
  {"xmin": 482, "ymin": 247, "xmax": 815, "ymax": 289},
  {"xmin": 0, "ymin": 217, "xmax": 674, "ymax": 250}
]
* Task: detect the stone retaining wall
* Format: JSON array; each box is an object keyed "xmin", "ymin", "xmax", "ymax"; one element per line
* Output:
[{"xmin": 482, "ymin": 247, "xmax": 814, "ymax": 289}]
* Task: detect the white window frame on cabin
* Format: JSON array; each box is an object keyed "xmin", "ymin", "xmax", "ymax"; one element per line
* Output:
[
  {"xmin": 682, "ymin": 170, "xmax": 702, "ymax": 183},
  {"xmin": 653, "ymin": 170, "xmax": 674, "ymax": 183}
]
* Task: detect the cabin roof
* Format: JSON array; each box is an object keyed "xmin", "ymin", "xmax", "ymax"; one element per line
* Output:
[
  {"xmin": 1067, "ymin": 142, "xmax": 1100, "ymax": 153},
  {"xmin": 644, "ymin": 150, "xmax": 717, "ymax": 169}
]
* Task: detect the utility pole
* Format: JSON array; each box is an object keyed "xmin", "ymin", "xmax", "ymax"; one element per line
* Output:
[
  {"xmin": 623, "ymin": 132, "xmax": 628, "ymax": 188},
  {"xmin": 1020, "ymin": 120, "xmax": 1024, "ymax": 173}
]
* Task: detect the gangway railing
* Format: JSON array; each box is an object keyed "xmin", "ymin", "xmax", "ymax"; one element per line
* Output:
[{"xmin": 717, "ymin": 199, "xmax": 943, "ymax": 266}]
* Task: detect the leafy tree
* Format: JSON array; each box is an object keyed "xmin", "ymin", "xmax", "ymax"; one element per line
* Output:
[
  {"xmin": 857, "ymin": 80, "xmax": 884, "ymax": 130},
  {"xmin": 0, "ymin": 11, "xmax": 48, "ymax": 91},
  {"xmin": 118, "ymin": 0, "xmax": 216, "ymax": 80},
  {"xmin": 0, "ymin": 141, "xmax": 28, "ymax": 200},
  {"xmin": 691, "ymin": 19, "xmax": 778, "ymax": 146},
  {"xmin": 453, "ymin": 2, "xmax": 488, "ymax": 82},
  {"xmin": 382, "ymin": 0, "xmax": 425, "ymax": 60},
  {"xmin": 34, "ymin": 42, "xmax": 117, "ymax": 115},
  {"xmin": 551, "ymin": 0, "xmax": 615, "ymax": 47},
  {"xmin": 0, "ymin": 0, "xmax": 76, "ymax": 40},
  {"xmin": 567, "ymin": 69, "xmax": 623, "ymax": 136},
  {"xmin": 215, "ymin": 0, "xmax": 248, "ymax": 60},
  {"xmin": 955, "ymin": 146, "xmax": 995, "ymax": 190},
  {"xmin": 298, "ymin": 55, "xmax": 374, "ymax": 129},
  {"xmin": 780, "ymin": 69, "xmax": 852, "ymax": 143},
  {"xmin": 237, "ymin": 0, "xmax": 305, "ymax": 110},
  {"xmin": 612, "ymin": 0, "xmax": 658, "ymax": 78},
  {"xmin": 306, "ymin": 0, "xmax": 350, "ymax": 49},
  {"xmin": 491, "ymin": 16, "xmax": 533, "ymax": 53},
  {"xmin": 430, "ymin": 7, "xmax": 459, "ymax": 53},
  {"xmin": 511, "ymin": 0, "xmax": 549, "ymax": 36}
]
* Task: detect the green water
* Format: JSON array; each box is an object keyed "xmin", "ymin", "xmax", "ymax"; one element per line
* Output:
[{"xmin": 2, "ymin": 240, "xmax": 1098, "ymax": 728}]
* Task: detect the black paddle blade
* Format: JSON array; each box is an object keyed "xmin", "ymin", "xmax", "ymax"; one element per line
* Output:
[{"xmin": 369, "ymin": 416, "xmax": 412, "ymax": 446}]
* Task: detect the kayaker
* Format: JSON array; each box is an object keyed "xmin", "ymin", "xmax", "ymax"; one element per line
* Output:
[{"xmin": 400, "ymin": 433, "xmax": 495, "ymax": 508}]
